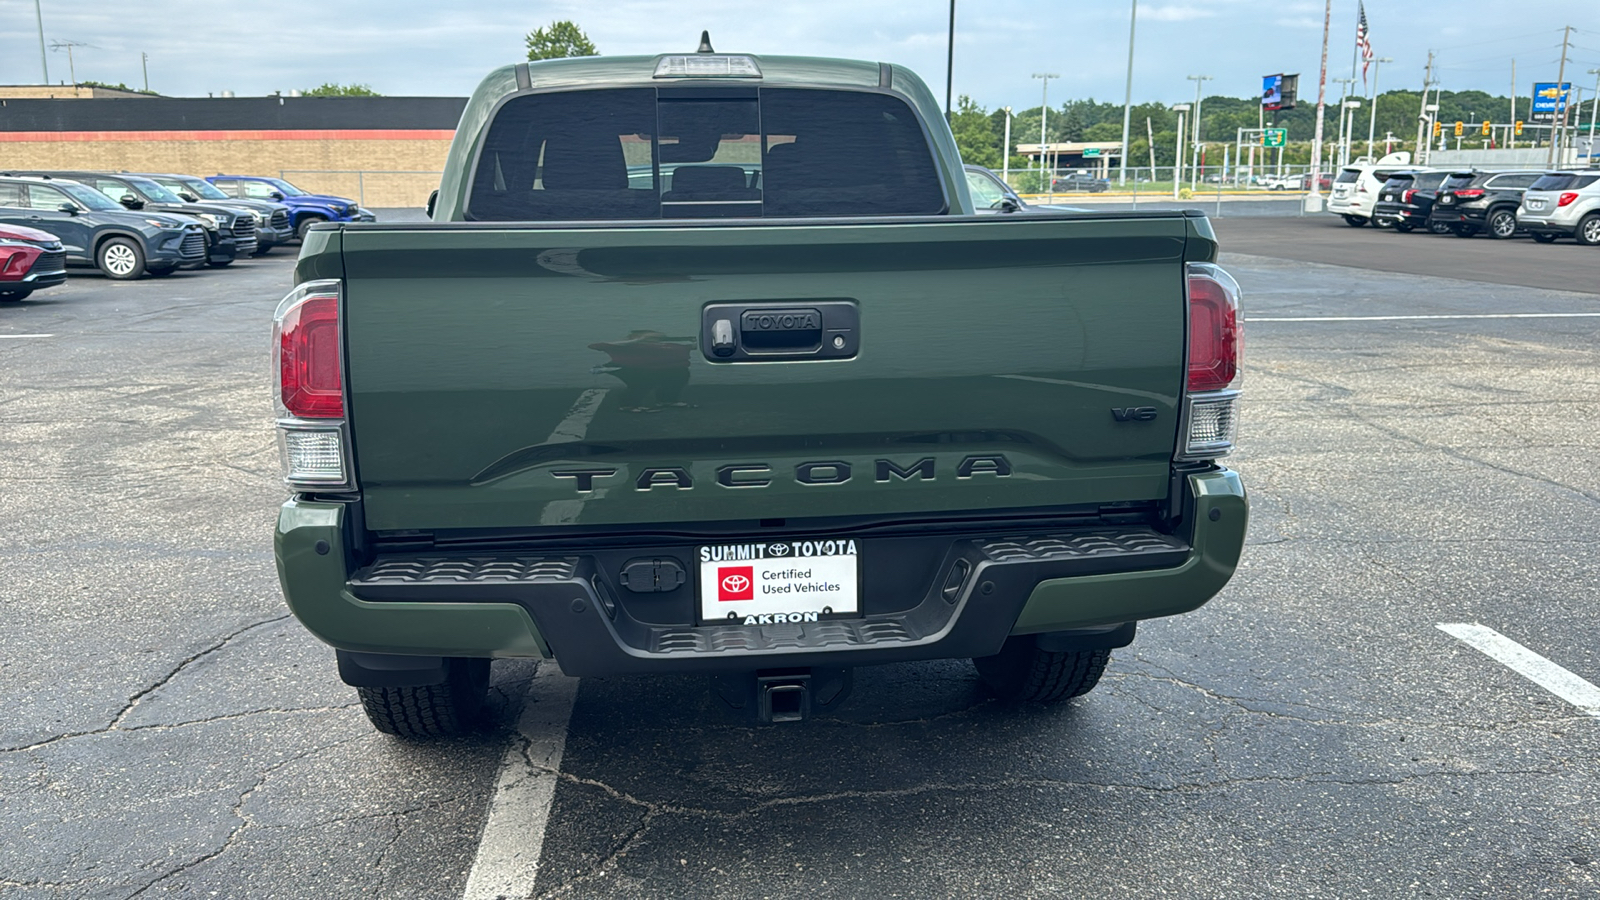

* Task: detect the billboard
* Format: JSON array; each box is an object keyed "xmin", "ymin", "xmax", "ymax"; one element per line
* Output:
[
  {"xmin": 1262, "ymin": 74, "xmax": 1299, "ymax": 111},
  {"xmin": 1531, "ymin": 83, "xmax": 1571, "ymax": 124}
]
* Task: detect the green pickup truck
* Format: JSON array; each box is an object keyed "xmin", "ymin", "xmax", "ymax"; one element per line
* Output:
[{"xmin": 273, "ymin": 43, "xmax": 1247, "ymax": 735}]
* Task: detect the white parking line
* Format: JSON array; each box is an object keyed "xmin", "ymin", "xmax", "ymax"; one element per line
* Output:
[
  {"xmin": 463, "ymin": 663, "xmax": 582, "ymax": 900},
  {"xmin": 1248, "ymin": 313, "xmax": 1600, "ymax": 323},
  {"xmin": 1438, "ymin": 623, "xmax": 1600, "ymax": 716},
  {"xmin": 0, "ymin": 333, "xmax": 55, "ymax": 339}
]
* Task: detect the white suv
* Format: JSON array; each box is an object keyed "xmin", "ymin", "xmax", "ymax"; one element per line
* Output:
[
  {"xmin": 1518, "ymin": 171, "xmax": 1600, "ymax": 245},
  {"xmin": 1327, "ymin": 152, "xmax": 1413, "ymax": 227}
]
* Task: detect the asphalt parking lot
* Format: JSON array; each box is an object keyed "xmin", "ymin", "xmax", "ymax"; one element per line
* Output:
[{"xmin": 3, "ymin": 220, "xmax": 1599, "ymax": 898}]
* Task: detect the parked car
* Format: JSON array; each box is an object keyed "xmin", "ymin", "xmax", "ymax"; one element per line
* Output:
[
  {"xmin": 0, "ymin": 176, "xmax": 207, "ymax": 279},
  {"xmin": 1371, "ymin": 169, "xmax": 1449, "ymax": 233},
  {"xmin": 0, "ymin": 223, "xmax": 67, "ymax": 301},
  {"xmin": 1516, "ymin": 171, "xmax": 1600, "ymax": 245},
  {"xmin": 204, "ymin": 176, "xmax": 374, "ymax": 238},
  {"xmin": 5, "ymin": 171, "xmax": 255, "ymax": 266},
  {"xmin": 138, "ymin": 173, "xmax": 294, "ymax": 254},
  {"xmin": 964, "ymin": 165, "xmax": 1089, "ymax": 214},
  {"xmin": 1049, "ymin": 170, "xmax": 1109, "ymax": 193},
  {"xmin": 1327, "ymin": 153, "xmax": 1413, "ymax": 227},
  {"xmin": 1430, "ymin": 170, "xmax": 1543, "ymax": 239}
]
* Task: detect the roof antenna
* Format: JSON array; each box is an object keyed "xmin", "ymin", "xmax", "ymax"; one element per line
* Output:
[{"xmin": 697, "ymin": 31, "xmax": 714, "ymax": 53}]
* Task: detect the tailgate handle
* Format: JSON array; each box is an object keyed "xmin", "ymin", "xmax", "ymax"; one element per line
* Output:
[{"xmin": 701, "ymin": 300, "xmax": 859, "ymax": 363}]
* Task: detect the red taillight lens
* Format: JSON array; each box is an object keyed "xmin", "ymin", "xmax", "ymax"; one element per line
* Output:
[
  {"xmin": 1187, "ymin": 264, "xmax": 1241, "ymax": 393},
  {"xmin": 0, "ymin": 245, "xmax": 42, "ymax": 278},
  {"xmin": 1558, "ymin": 192, "xmax": 1579, "ymax": 207},
  {"xmin": 1454, "ymin": 189, "xmax": 1485, "ymax": 199},
  {"xmin": 277, "ymin": 290, "xmax": 343, "ymax": 418},
  {"xmin": 1402, "ymin": 189, "xmax": 1417, "ymax": 204}
]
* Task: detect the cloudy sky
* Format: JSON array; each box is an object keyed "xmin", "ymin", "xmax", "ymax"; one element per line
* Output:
[{"xmin": 2, "ymin": 1, "xmax": 1598, "ymax": 109}]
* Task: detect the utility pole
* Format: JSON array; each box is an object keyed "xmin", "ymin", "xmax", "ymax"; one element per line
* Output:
[
  {"xmin": 141, "ymin": 52, "xmax": 149, "ymax": 92},
  {"xmin": 1548, "ymin": 25, "xmax": 1571, "ymax": 167},
  {"xmin": 1414, "ymin": 51, "xmax": 1434, "ymax": 162},
  {"xmin": 1117, "ymin": 0, "xmax": 1138, "ymax": 186},
  {"xmin": 1306, "ymin": 0, "xmax": 1331, "ymax": 212},
  {"xmin": 1368, "ymin": 57, "xmax": 1390, "ymax": 159},
  {"xmin": 1033, "ymin": 73, "xmax": 1058, "ymax": 192},
  {"xmin": 944, "ymin": 0, "xmax": 955, "ymax": 121},
  {"xmin": 1589, "ymin": 69, "xmax": 1600, "ymax": 159},
  {"xmin": 51, "ymin": 40, "xmax": 88, "ymax": 87},
  {"xmin": 1186, "ymin": 74, "xmax": 1211, "ymax": 188},
  {"xmin": 1510, "ymin": 59, "xmax": 1517, "ymax": 147},
  {"xmin": 34, "ymin": 0, "xmax": 49, "ymax": 84},
  {"xmin": 1001, "ymin": 107, "xmax": 1012, "ymax": 183}
]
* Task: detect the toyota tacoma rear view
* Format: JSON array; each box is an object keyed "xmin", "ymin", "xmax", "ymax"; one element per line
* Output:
[{"xmin": 272, "ymin": 43, "xmax": 1248, "ymax": 735}]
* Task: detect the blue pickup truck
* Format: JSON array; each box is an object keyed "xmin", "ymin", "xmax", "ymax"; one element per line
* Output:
[{"xmin": 205, "ymin": 175, "xmax": 375, "ymax": 239}]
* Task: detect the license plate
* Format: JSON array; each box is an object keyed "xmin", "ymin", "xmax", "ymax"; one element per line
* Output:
[
  {"xmin": 698, "ymin": 539, "xmax": 860, "ymax": 625},
  {"xmin": 1528, "ymin": 201, "xmax": 1546, "ymax": 210},
  {"xmin": 1440, "ymin": 197, "xmax": 1454, "ymax": 204},
  {"xmin": 1381, "ymin": 194, "xmax": 1393, "ymax": 201}
]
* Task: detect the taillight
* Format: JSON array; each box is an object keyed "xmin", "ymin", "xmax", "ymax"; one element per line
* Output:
[
  {"xmin": 275, "ymin": 284, "xmax": 343, "ymax": 418},
  {"xmin": 1454, "ymin": 189, "xmax": 1486, "ymax": 199},
  {"xmin": 1402, "ymin": 189, "xmax": 1417, "ymax": 204},
  {"xmin": 1187, "ymin": 264, "xmax": 1241, "ymax": 392},
  {"xmin": 1558, "ymin": 192, "xmax": 1579, "ymax": 207},
  {"xmin": 273, "ymin": 280, "xmax": 351, "ymax": 489},
  {"xmin": 1181, "ymin": 263, "xmax": 1242, "ymax": 460}
]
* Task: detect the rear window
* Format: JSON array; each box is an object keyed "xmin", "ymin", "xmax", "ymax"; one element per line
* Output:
[
  {"xmin": 1414, "ymin": 171, "xmax": 1447, "ymax": 190},
  {"xmin": 1486, "ymin": 173, "xmax": 1539, "ymax": 189},
  {"xmin": 1334, "ymin": 169, "xmax": 1361, "ymax": 184},
  {"xmin": 1531, "ymin": 174, "xmax": 1577, "ymax": 191},
  {"xmin": 1381, "ymin": 174, "xmax": 1414, "ymax": 190},
  {"xmin": 466, "ymin": 87, "xmax": 946, "ymax": 221},
  {"xmin": 1442, "ymin": 173, "xmax": 1479, "ymax": 190}
]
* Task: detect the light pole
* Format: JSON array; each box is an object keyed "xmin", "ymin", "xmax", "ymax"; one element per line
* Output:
[
  {"xmin": 1117, "ymin": 0, "xmax": 1138, "ymax": 187},
  {"xmin": 1186, "ymin": 75, "xmax": 1211, "ymax": 187},
  {"xmin": 1172, "ymin": 103, "xmax": 1190, "ymax": 199},
  {"xmin": 1033, "ymin": 73, "xmax": 1058, "ymax": 192},
  {"xmin": 1589, "ymin": 68, "xmax": 1600, "ymax": 161},
  {"xmin": 1341, "ymin": 99, "xmax": 1361, "ymax": 166},
  {"xmin": 1305, "ymin": 0, "xmax": 1331, "ymax": 213},
  {"xmin": 34, "ymin": 0, "xmax": 49, "ymax": 83},
  {"xmin": 1331, "ymin": 77, "xmax": 1353, "ymax": 166},
  {"xmin": 944, "ymin": 0, "xmax": 955, "ymax": 121},
  {"xmin": 1001, "ymin": 106, "xmax": 1013, "ymax": 184},
  {"xmin": 141, "ymin": 52, "xmax": 149, "ymax": 93},
  {"xmin": 1367, "ymin": 57, "xmax": 1391, "ymax": 160}
]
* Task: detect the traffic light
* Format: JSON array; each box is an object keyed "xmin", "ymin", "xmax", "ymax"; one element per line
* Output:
[
  {"xmin": 1454, "ymin": 121, "xmax": 1464, "ymax": 137},
  {"xmin": 1433, "ymin": 121, "xmax": 1443, "ymax": 137},
  {"xmin": 1481, "ymin": 121, "xmax": 1492, "ymax": 136},
  {"xmin": 1515, "ymin": 120, "xmax": 1524, "ymax": 136}
]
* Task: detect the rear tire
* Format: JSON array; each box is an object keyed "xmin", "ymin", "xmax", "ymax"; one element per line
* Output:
[
  {"xmin": 207, "ymin": 258, "xmax": 234, "ymax": 268},
  {"xmin": 356, "ymin": 658, "xmax": 490, "ymax": 738},
  {"xmin": 973, "ymin": 635, "xmax": 1111, "ymax": 703},
  {"xmin": 1393, "ymin": 222, "xmax": 1414, "ymax": 233},
  {"xmin": 1530, "ymin": 232, "xmax": 1558, "ymax": 244},
  {"xmin": 96, "ymin": 237, "xmax": 146, "ymax": 280},
  {"xmin": 1487, "ymin": 209, "xmax": 1518, "ymax": 239},
  {"xmin": 1577, "ymin": 213, "xmax": 1600, "ymax": 246},
  {"xmin": 1451, "ymin": 224, "xmax": 1479, "ymax": 238},
  {"xmin": 1342, "ymin": 215, "xmax": 1367, "ymax": 227},
  {"xmin": 1428, "ymin": 220, "xmax": 1453, "ymax": 235}
]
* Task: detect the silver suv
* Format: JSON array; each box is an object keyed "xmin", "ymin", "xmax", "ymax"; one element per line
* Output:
[{"xmin": 1518, "ymin": 171, "xmax": 1600, "ymax": 245}]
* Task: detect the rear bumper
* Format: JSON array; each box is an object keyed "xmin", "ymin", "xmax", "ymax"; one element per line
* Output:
[
  {"xmin": 1516, "ymin": 215, "xmax": 1577, "ymax": 236},
  {"xmin": 275, "ymin": 469, "xmax": 1247, "ymax": 675}
]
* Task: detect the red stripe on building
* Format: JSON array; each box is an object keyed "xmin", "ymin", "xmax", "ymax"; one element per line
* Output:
[{"xmin": 0, "ymin": 129, "xmax": 456, "ymax": 143}]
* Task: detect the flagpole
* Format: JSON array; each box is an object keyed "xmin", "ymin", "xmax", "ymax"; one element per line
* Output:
[{"xmin": 1349, "ymin": 3, "xmax": 1360, "ymax": 95}]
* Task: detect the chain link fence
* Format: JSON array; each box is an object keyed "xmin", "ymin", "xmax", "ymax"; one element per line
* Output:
[{"xmin": 277, "ymin": 169, "xmax": 443, "ymax": 209}]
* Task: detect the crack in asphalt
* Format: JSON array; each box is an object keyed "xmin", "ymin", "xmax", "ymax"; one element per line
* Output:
[{"xmin": 1, "ymin": 614, "xmax": 292, "ymax": 754}]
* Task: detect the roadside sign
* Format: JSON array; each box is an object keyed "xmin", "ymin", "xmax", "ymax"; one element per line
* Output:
[
  {"xmin": 1261, "ymin": 128, "xmax": 1287, "ymax": 148},
  {"xmin": 1082, "ymin": 147, "xmax": 1102, "ymax": 158},
  {"xmin": 1531, "ymin": 83, "xmax": 1571, "ymax": 124}
]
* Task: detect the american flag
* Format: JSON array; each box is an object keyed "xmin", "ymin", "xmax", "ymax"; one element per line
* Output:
[{"xmin": 1356, "ymin": 2, "xmax": 1375, "ymax": 85}]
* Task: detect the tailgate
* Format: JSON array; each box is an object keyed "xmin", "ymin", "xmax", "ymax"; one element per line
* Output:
[{"xmin": 341, "ymin": 215, "xmax": 1198, "ymax": 532}]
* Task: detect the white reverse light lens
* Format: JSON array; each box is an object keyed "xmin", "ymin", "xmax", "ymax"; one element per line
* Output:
[
  {"xmin": 1183, "ymin": 392, "xmax": 1239, "ymax": 459},
  {"xmin": 280, "ymin": 428, "xmax": 347, "ymax": 485},
  {"xmin": 654, "ymin": 55, "xmax": 762, "ymax": 78}
]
